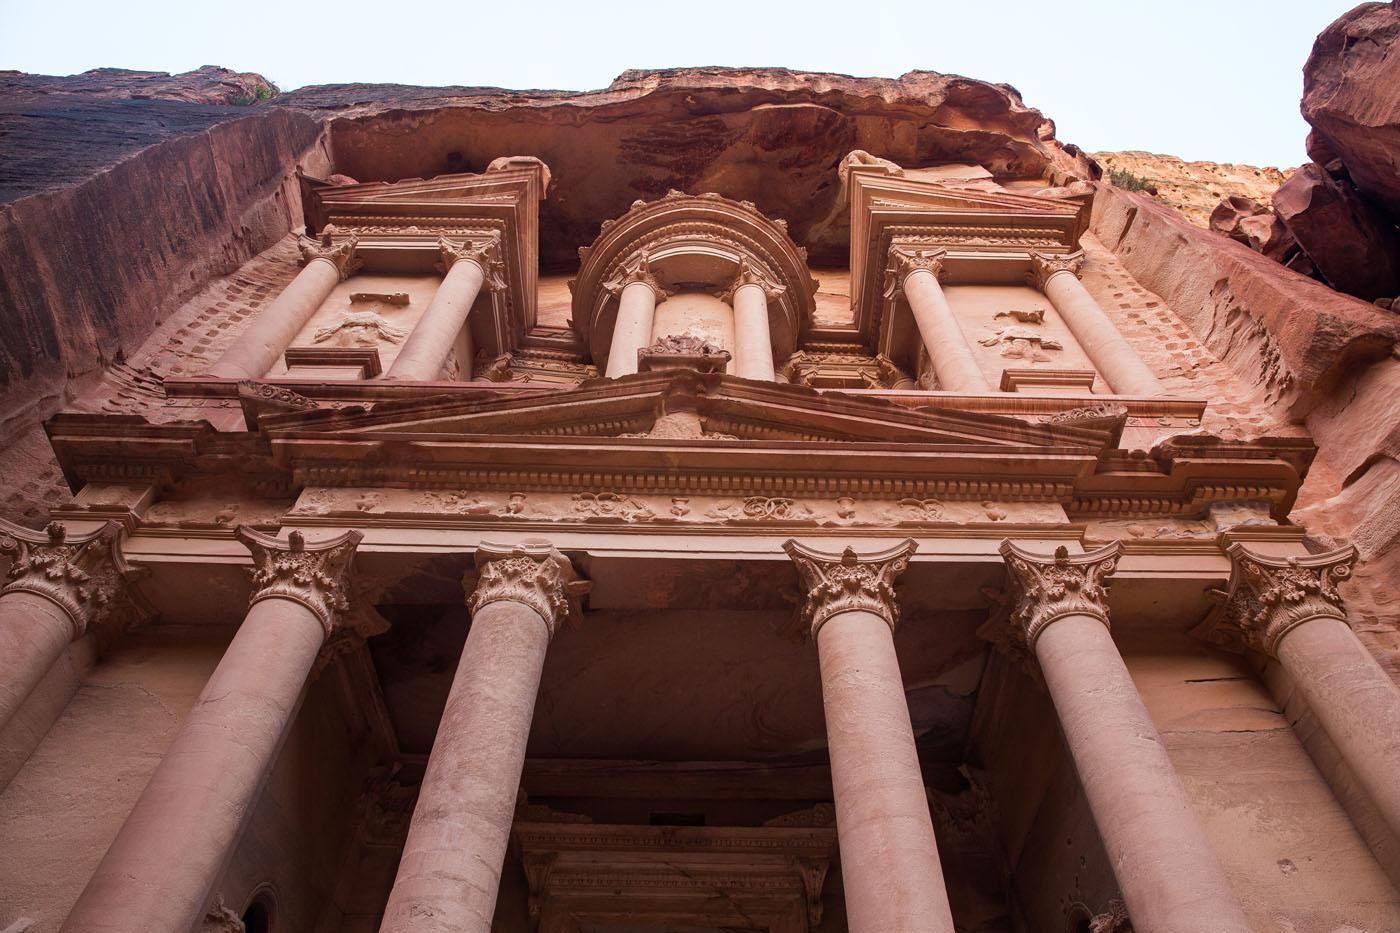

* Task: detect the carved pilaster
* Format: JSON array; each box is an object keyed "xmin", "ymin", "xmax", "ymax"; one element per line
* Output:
[
  {"xmin": 603, "ymin": 251, "xmax": 668, "ymax": 300},
  {"xmin": 720, "ymin": 257, "xmax": 786, "ymax": 304},
  {"xmin": 0, "ymin": 519, "xmax": 146, "ymax": 638},
  {"xmin": 989, "ymin": 541, "xmax": 1121, "ymax": 659},
  {"xmin": 1198, "ymin": 543, "xmax": 1357, "ymax": 657},
  {"xmin": 882, "ymin": 246, "xmax": 947, "ymax": 299},
  {"xmin": 468, "ymin": 542, "xmax": 590, "ymax": 637},
  {"xmin": 236, "ymin": 527, "xmax": 362, "ymax": 636},
  {"xmin": 1026, "ymin": 249, "xmax": 1085, "ymax": 291},
  {"xmin": 783, "ymin": 539, "xmax": 917, "ymax": 636},
  {"xmin": 438, "ymin": 233, "xmax": 507, "ymax": 291},
  {"xmin": 297, "ymin": 234, "xmax": 363, "ymax": 281}
]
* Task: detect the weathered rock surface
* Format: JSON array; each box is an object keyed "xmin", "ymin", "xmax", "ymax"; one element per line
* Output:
[
  {"xmin": 1208, "ymin": 196, "xmax": 1298, "ymax": 262},
  {"xmin": 1091, "ymin": 151, "xmax": 1292, "ymax": 227},
  {"xmin": 1273, "ymin": 161, "xmax": 1400, "ymax": 300}
]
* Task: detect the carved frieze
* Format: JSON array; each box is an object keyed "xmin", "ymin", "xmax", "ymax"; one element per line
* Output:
[
  {"xmin": 1026, "ymin": 249, "xmax": 1086, "ymax": 291},
  {"xmin": 468, "ymin": 542, "xmax": 590, "ymax": 636},
  {"xmin": 236, "ymin": 527, "xmax": 362, "ymax": 635},
  {"xmin": 882, "ymin": 246, "xmax": 948, "ymax": 299},
  {"xmin": 989, "ymin": 541, "xmax": 1121, "ymax": 659},
  {"xmin": 1198, "ymin": 543, "xmax": 1358, "ymax": 657},
  {"xmin": 784, "ymin": 539, "xmax": 917, "ymax": 636},
  {"xmin": 297, "ymin": 234, "xmax": 363, "ymax": 280},
  {"xmin": 0, "ymin": 519, "xmax": 145, "ymax": 637}
]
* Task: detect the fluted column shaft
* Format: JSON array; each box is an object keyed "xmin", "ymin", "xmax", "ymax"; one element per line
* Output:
[
  {"xmin": 887, "ymin": 248, "xmax": 990, "ymax": 393},
  {"xmin": 0, "ymin": 520, "xmax": 135, "ymax": 734},
  {"xmin": 785, "ymin": 540, "xmax": 956, "ymax": 933},
  {"xmin": 999, "ymin": 542, "xmax": 1251, "ymax": 933},
  {"xmin": 380, "ymin": 543, "xmax": 588, "ymax": 933},
  {"xmin": 1030, "ymin": 251, "xmax": 1164, "ymax": 395},
  {"xmin": 388, "ymin": 237, "xmax": 500, "ymax": 381},
  {"xmin": 59, "ymin": 529, "xmax": 362, "ymax": 933},
  {"xmin": 1214, "ymin": 543, "xmax": 1400, "ymax": 841},
  {"xmin": 208, "ymin": 236, "xmax": 360, "ymax": 380}
]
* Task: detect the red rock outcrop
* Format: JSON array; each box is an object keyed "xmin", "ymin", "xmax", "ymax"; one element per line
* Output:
[
  {"xmin": 1208, "ymin": 196, "xmax": 1298, "ymax": 262},
  {"xmin": 0, "ymin": 65, "xmax": 275, "ymax": 106},
  {"xmin": 1272, "ymin": 161, "xmax": 1400, "ymax": 300}
]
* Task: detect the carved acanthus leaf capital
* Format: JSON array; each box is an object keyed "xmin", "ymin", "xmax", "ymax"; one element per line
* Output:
[
  {"xmin": 990, "ymin": 541, "xmax": 1121, "ymax": 658},
  {"xmin": 783, "ymin": 539, "xmax": 917, "ymax": 637},
  {"xmin": 438, "ymin": 233, "xmax": 507, "ymax": 291},
  {"xmin": 468, "ymin": 541, "xmax": 591, "ymax": 637},
  {"xmin": 1198, "ymin": 543, "xmax": 1357, "ymax": 657},
  {"xmin": 298, "ymin": 234, "xmax": 363, "ymax": 281},
  {"xmin": 0, "ymin": 519, "xmax": 146, "ymax": 637},
  {"xmin": 1027, "ymin": 249, "xmax": 1085, "ymax": 291},
  {"xmin": 883, "ymin": 246, "xmax": 947, "ymax": 299},
  {"xmin": 603, "ymin": 252, "xmax": 668, "ymax": 300},
  {"xmin": 720, "ymin": 257, "xmax": 786, "ymax": 303},
  {"xmin": 236, "ymin": 527, "xmax": 362, "ymax": 636}
]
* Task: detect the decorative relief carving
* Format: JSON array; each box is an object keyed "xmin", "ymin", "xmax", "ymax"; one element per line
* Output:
[
  {"xmin": 879, "ymin": 498, "xmax": 946, "ymax": 523},
  {"xmin": 979, "ymin": 326, "xmax": 1063, "ymax": 362},
  {"xmin": 636, "ymin": 335, "xmax": 732, "ymax": 374},
  {"xmin": 783, "ymin": 539, "xmax": 917, "ymax": 636},
  {"xmin": 995, "ymin": 308, "xmax": 1046, "ymax": 324},
  {"xmin": 989, "ymin": 542, "xmax": 1121, "ymax": 659},
  {"xmin": 200, "ymin": 895, "xmax": 245, "ymax": 933},
  {"xmin": 297, "ymin": 233, "xmax": 362, "ymax": 281},
  {"xmin": 709, "ymin": 497, "xmax": 814, "ymax": 522},
  {"xmin": 438, "ymin": 233, "xmax": 507, "ymax": 291},
  {"xmin": 720, "ymin": 257, "xmax": 786, "ymax": 303},
  {"xmin": 602, "ymin": 251, "xmax": 668, "ymax": 299},
  {"xmin": 1026, "ymin": 249, "xmax": 1086, "ymax": 291},
  {"xmin": 0, "ymin": 519, "xmax": 143, "ymax": 636},
  {"xmin": 236, "ymin": 527, "xmax": 362, "ymax": 635},
  {"xmin": 1200, "ymin": 543, "xmax": 1358, "ymax": 657},
  {"xmin": 1089, "ymin": 900, "xmax": 1134, "ymax": 933},
  {"xmin": 468, "ymin": 542, "xmax": 590, "ymax": 636},
  {"xmin": 571, "ymin": 492, "xmax": 656, "ymax": 522},
  {"xmin": 312, "ymin": 311, "xmax": 408, "ymax": 347},
  {"xmin": 883, "ymin": 246, "xmax": 948, "ymax": 298}
]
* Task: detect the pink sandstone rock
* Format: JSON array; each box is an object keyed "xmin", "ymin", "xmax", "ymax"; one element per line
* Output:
[{"xmin": 1272, "ymin": 161, "xmax": 1400, "ymax": 301}]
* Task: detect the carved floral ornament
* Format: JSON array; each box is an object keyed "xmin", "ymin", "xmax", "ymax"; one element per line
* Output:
[
  {"xmin": 236, "ymin": 527, "xmax": 363, "ymax": 636},
  {"xmin": 1200, "ymin": 543, "xmax": 1357, "ymax": 657},
  {"xmin": 721, "ymin": 257, "xmax": 787, "ymax": 303},
  {"xmin": 602, "ymin": 251, "xmax": 668, "ymax": 300},
  {"xmin": 783, "ymin": 539, "xmax": 917, "ymax": 636},
  {"xmin": 1026, "ymin": 249, "xmax": 1086, "ymax": 291},
  {"xmin": 991, "ymin": 541, "xmax": 1121, "ymax": 659},
  {"xmin": 297, "ymin": 233, "xmax": 363, "ymax": 281},
  {"xmin": 882, "ymin": 246, "xmax": 948, "ymax": 299},
  {"xmin": 468, "ymin": 541, "xmax": 591, "ymax": 637},
  {"xmin": 438, "ymin": 233, "xmax": 507, "ymax": 291},
  {"xmin": 0, "ymin": 519, "xmax": 146, "ymax": 637}
]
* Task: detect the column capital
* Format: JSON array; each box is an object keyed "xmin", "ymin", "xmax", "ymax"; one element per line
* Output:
[
  {"xmin": 720, "ymin": 257, "xmax": 786, "ymax": 303},
  {"xmin": 1200, "ymin": 543, "xmax": 1358, "ymax": 657},
  {"xmin": 468, "ymin": 541, "xmax": 590, "ymax": 637},
  {"xmin": 882, "ymin": 246, "xmax": 947, "ymax": 299},
  {"xmin": 236, "ymin": 527, "xmax": 363, "ymax": 636},
  {"xmin": 438, "ymin": 233, "xmax": 507, "ymax": 291},
  {"xmin": 0, "ymin": 519, "xmax": 146, "ymax": 637},
  {"xmin": 297, "ymin": 234, "xmax": 363, "ymax": 281},
  {"xmin": 603, "ymin": 251, "xmax": 669, "ymax": 300},
  {"xmin": 991, "ymin": 541, "xmax": 1121, "ymax": 657},
  {"xmin": 783, "ymin": 539, "xmax": 917, "ymax": 637},
  {"xmin": 1026, "ymin": 249, "xmax": 1085, "ymax": 291}
]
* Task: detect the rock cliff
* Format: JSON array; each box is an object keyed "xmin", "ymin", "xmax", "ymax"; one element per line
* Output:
[{"xmin": 1089, "ymin": 151, "xmax": 1292, "ymax": 227}]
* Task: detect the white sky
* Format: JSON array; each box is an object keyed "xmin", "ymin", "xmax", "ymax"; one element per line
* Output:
[{"xmin": 0, "ymin": 0, "xmax": 1361, "ymax": 167}]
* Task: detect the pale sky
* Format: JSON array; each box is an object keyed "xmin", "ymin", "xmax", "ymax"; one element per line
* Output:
[{"xmin": 0, "ymin": 0, "xmax": 1363, "ymax": 168}]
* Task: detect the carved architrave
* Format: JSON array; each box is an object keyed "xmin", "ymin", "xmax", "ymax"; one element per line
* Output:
[
  {"xmin": 602, "ymin": 251, "xmax": 667, "ymax": 300},
  {"xmin": 991, "ymin": 541, "xmax": 1121, "ymax": 659},
  {"xmin": 0, "ymin": 519, "xmax": 146, "ymax": 638},
  {"xmin": 882, "ymin": 246, "xmax": 947, "ymax": 299},
  {"xmin": 1198, "ymin": 543, "xmax": 1358, "ymax": 657},
  {"xmin": 297, "ymin": 233, "xmax": 363, "ymax": 281},
  {"xmin": 783, "ymin": 539, "xmax": 917, "ymax": 637},
  {"xmin": 1027, "ymin": 249, "xmax": 1086, "ymax": 291},
  {"xmin": 720, "ymin": 257, "xmax": 787, "ymax": 303},
  {"xmin": 468, "ymin": 542, "xmax": 590, "ymax": 638},
  {"xmin": 438, "ymin": 233, "xmax": 507, "ymax": 291},
  {"xmin": 236, "ymin": 527, "xmax": 362, "ymax": 636}
]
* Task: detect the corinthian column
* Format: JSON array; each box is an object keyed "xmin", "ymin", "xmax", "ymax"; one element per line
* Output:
[
  {"xmin": 1210, "ymin": 543, "xmax": 1400, "ymax": 840},
  {"xmin": 1028, "ymin": 251, "xmax": 1164, "ymax": 396},
  {"xmin": 380, "ymin": 542, "xmax": 589, "ymax": 933},
  {"xmin": 723, "ymin": 259, "xmax": 783, "ymax": 381},
  {"xmin": 884, "ymin": 247, "xmax": 990, "ymax": 393},
  {"xmin": 208, "ymin": 235, "xmax": 362, "ymax": 380},
  {"xmin": 387, "ymin": 235, "xmax": 504, "ymax": 381},
  {"xmin": 61, "ymin": 528, "xmax": 365, "ymax": 933},
  {"xmin": 0, "ymin": 519, "xmax": 141, "ymax": 734},
  {"xmin": 995, "ymin": 542, "xmax": 1251, "ymax": 933},
  {"xmin": 603, "ymin": 253, "xmax": 666, "ymax": 378},
  {"xmin": 783, "ymin": 540, "xmax": 956, "ymax": 933}
]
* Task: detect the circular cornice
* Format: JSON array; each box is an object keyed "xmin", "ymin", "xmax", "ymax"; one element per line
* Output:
[{"xmin": 571, "ymin": 191, "xmax": 818, "ymax": 363}]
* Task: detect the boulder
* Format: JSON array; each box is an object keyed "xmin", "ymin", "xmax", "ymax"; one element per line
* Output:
[
  {"xmin": 1209, "ymin": 196, "xmax": 1299, "ymax": 264},
  {"xmin": 1272, "ymin": 161, "xmax": 1400, "ymax": 301}
]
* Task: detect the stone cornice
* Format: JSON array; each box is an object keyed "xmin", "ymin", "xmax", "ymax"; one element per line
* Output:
[
  {"xmin": 882, "ymin": 246, "xmax": 947, "ymax": 299},
  {"xmin": 236, "ymin": 527, "xmax": 363, "ymax": 635},
  {"xmin": 1197, "ymin": 543, "xmax": 1358, "ymax": 657},
  {"xmin": 468, "ymin": 541, "xmax": 590, "ymax": 637},
  {"xmin": 783, "ymin": 539, "xmax": 916, "ymax": 636},
  {"xmin": 297, "ymin": 234, "xmax": 363, "ymax": 281},
  {"xmin": 438, "ymin": 233, "xmax": 507, "ymax": 291},
  {"xmin": 0, "ymin": 519, "xmax": 147, "ymax": 637},
  {"xmin": 1027, "ymin": 249, "xmax": 1086, "ymax": 291},
  {"xmin": 990, "ymin": 541, "xmax": 1121, "ymax": 659}
]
